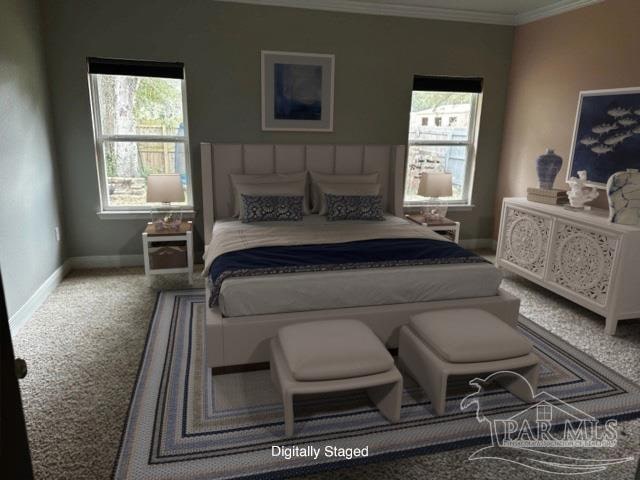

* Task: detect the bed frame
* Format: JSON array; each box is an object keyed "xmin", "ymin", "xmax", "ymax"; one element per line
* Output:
[{"xmin": 200, "ymin": 143, "xmax": 520, "ymax": 368}]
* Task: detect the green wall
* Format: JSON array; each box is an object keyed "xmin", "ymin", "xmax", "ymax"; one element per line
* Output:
[
  {"xmin": 0, "ymin": 0, "xmax": 65, "ymax": 319},
  {"xmin": 40, "ymin": 0, "xmax": 514, "ymax": 257}
]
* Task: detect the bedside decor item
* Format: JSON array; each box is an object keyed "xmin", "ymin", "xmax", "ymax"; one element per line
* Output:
[
  {"xmin": 567, "ymin": 87, "xmax": 640, "ymax": 188},
  {"xmin": 417, "ymin": 172, "xmax": 452, "ymax": 220},
  {"xmin": 526, "ymin": 187, "xmax": 568, "ymax": 205},
  {"xmin": 607, "ymin": 169, "xmax": 640, "ymax": 225},
  {"xmin": 566, "ymin": 170, "xmax": 599, "ymax": 209},
  {"xmin": 261, "ymin": 51, "xmax": 335, "ymax": 131},
  {"xmin": 536, "ymin": 149, "xmax": 563, "ymax": 189},
  {"xmin": 146, "ymin": 174, "xmax": 185, "ymax": 231}
]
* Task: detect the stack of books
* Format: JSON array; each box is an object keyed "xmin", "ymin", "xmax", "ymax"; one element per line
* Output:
[{"xmin": 527, "ymin": 188, "xmax": 569, "ymax": 205}]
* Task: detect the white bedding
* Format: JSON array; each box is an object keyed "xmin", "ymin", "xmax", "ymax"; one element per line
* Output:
[
  {"xmin": 218, "ymin": 263, "xmax": 502, "ymax": 317},
  {"xmin": 203, "ymin": 214, "xmax": 445, "ymax": 273},
  {"xmin": 205, "ymin": 214, "xmax": 503, "ymax": 317}
]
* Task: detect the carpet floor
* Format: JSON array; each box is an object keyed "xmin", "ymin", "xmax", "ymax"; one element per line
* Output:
[{"xmin": 12, "ymin": 260, "xmax": 640, "ymax": 479}]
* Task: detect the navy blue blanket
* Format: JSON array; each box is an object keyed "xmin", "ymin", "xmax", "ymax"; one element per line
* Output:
[{"xmin": 208, "ymin": 238, "xmax": 488, "ymax": 306}]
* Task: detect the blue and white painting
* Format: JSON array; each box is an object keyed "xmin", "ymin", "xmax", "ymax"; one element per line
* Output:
[
  {"xmin": 262, "ymin": 51, "xmax": 334, "ymax": 131},
  {"xmin": 568, "ymin": 89, "xmax": 640, "ymax": 187},
  {"xmin": 274, "ymin": 63, "xmax": 322, "ymax": 120}
]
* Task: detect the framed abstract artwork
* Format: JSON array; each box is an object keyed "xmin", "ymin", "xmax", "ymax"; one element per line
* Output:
[
  {"xmin": 261, "ymin": 51, "xmax": 334, "ymax": 131},
  {"xmin": 567, "ymin": 87, "xmax": 640, "ymax": 188}
]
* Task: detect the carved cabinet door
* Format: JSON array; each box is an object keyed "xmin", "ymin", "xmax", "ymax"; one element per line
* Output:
[
  {"xmin": 499, "ymin": 206, "xmax": 552, "ymax": 279},
  {"xmin": 547, "ymin": 221, "xmax": 619, "ymax": 307}
]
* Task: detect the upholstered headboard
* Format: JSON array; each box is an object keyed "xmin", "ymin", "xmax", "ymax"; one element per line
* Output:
[{"xmin": 200, "ymin": 143, "xmax": 407, "ymax": 245}]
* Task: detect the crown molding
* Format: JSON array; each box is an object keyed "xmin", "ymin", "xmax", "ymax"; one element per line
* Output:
[
  {"xmin": 215, "ymin": 0, "xmax": 514, "ymax": 25},
  {"xmin": 514, "ymin": 0, "xmax": 604, "ymax": 25},
  {"xmin": 215, "ymin": 0, "xmax": 604, "ymax": 26}
]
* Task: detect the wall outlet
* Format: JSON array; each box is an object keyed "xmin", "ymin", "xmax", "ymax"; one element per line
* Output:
[{"xmin": 55, "ymin": 226, "xmax": 61, "ymax": 242}]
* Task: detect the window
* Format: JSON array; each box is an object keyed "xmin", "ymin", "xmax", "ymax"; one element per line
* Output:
[
  {"xmin": 421, "ymin": 117, "xmax": 429, "ymax": 126},
  {"xmin": 88, "ymin": 58, "xmax": 192, "ymax": 211},
  {"xmin": 405, "ymin": 75, "xmax": 483, "ymax": 206},
  {"xmin": 537, "ymin": 404, "xmax": 553, "ymax": 423}
]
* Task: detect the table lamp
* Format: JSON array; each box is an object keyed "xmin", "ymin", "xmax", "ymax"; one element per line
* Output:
[
  {"xmin": 146, "ymin": 174, "xmax": 184, "ymax": 231},
  {"xmin": 417, "ymin": 172, "xmax": 453, "ymax": 220}
]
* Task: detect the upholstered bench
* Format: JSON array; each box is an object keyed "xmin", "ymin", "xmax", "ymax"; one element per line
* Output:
[
  {"xmin": 270, "ymin": 319, "xmax": 403, "ymax": 437},
  {"xmin": 398, "ymin": 308, "xmax": 539, "ymax": 416}
]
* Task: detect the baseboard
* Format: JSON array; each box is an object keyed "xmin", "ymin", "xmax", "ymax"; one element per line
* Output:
[
  {"xmin": 9, "ymin": 260, "xmax": 72, "ymax": 333},
  {"xmin": 68, "ymin": 254, "xmax": 144, "ymax": 269},
  {"xmin": 459, "ymin": 238, "xmax": 496, "ymax": 251},
  {"xmin": 8, "ymin": 254, "xmax": 145, "ymax": 334}
]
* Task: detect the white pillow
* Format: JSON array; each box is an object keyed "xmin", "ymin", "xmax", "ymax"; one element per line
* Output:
[
  {"xmin": 235, "ymin": 181, "xmax": 309, "ymax": 219},
  {"xmin": 230, "ymin": 172, "xmax": 307, "ymax": 216},
  {"xmin": 317, "ymin": 182, "xmax": 381, "ymax": 215},
  {"xmin": 309, "ymin": 171, "xmax": 379, "ymax": 213}
]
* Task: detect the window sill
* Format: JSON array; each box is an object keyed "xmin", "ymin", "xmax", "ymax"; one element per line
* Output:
[
  {"xmin": 404, "ymin": 204, "xmax": 475, "ymax": 213},
  {"xmin": 96, "ymin": 209, "xmax": 197, "ymax": 220}
]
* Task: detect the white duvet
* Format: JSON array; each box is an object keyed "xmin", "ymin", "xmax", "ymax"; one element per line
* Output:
[{"xmin": 202, "ymin": 214, "xmax": 446, "ymax": 274}]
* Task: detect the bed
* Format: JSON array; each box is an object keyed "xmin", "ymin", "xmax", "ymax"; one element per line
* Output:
[{"xmin": 201, "ymin": 143, "xmax": 520, "ymax": 368}]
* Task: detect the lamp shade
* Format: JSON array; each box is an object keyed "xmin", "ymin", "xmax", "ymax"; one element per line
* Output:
[
  {"xmin": 417, "ymin": 172, "xmax": 453, "ymax": 198},
  {"xmin": 146, "ymin": 174, "xmax": 184, "ymax": 203}
]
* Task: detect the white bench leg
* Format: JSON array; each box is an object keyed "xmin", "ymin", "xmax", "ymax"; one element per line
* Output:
[
  {"xmin": 495, "ymin": 363, "xmax": 539, "ymax": 402},
  {"xmin": 283, "ymin": 392, "xmax": 295, "ymax": 437},
  {"xmin": 429, "ymin": 373, "xmax": 448, "ymax": 416},
  {"xmin": 399, "ymin": 326, "xmax": 448, "ymax": 416},
  {"xmin": 367, "ymin": 376, "xmax": 403, "ymax": 422}
]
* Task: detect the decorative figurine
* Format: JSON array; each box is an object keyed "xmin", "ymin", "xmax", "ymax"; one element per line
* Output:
[{"xmin": 566, "ymin": 170, "xmax": 599, "ymax": 209}]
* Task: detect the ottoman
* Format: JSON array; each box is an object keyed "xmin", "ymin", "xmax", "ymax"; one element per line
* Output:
[
  {"xmin": 270, "ymin": 319, "xmax": 403, "ymax": 437},
  {"xmin": 398, "ymin": 308, "xmax": 539, "ymax": 416}
]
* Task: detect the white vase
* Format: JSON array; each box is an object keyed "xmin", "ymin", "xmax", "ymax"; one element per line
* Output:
[{"xmin": 607, "ymin": 169, "xmax": 640, "ymax": 225}]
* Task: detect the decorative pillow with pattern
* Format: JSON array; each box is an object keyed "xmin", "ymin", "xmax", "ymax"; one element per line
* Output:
[
  {"xmin": 309, "ymin": 171, "xmax": 379, "ymax": 213},
  {"xmin": 240, "ymin": 195, "xmax": 304, "ymax": 223},
  {"xmin": 317, "ymin": 182, "xmax": 381, "ymax": 215},
  {"xmin": 325, "ymin": 194, "xmax": 385, "ymax": 221},
  {"xmin": 230, "ymin": 172, "xmax": 308, "ymax": 217}
]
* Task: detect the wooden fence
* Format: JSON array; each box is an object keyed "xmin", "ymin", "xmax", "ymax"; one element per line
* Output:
[{"xmin": 136, "ymin": 124, "xmax": 176, "ymax": 174}]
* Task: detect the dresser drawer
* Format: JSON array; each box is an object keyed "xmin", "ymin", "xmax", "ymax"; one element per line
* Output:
[
  {"xmin": 547, "ymin": 220, "xmax": 619, "ymax": 307},
  {"xmin": 498, "ymin": 206, "xmax": 553, "ymax": 279}
]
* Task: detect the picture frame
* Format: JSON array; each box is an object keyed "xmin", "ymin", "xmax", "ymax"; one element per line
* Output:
[
  {"xmin": 261, "ymin": 51, "xmax": 335, "ymax": 132},
  {"xmin": 566, "ymin": 87, "xmax": 640, "ymax": 188}
]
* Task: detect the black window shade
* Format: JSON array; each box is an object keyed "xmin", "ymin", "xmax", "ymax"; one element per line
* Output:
[
  {"xmin": 413, "ymin": 75, "xmax": 483, "ymax": 93},
  {"xmin": 87, "ymin": 57, "xmax": 184, "ymax": 79}
]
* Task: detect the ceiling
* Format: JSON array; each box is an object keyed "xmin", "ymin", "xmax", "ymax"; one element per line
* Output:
[{"xmin": 217, "ymin": 0, "xmax": 604, "ymax": 25}]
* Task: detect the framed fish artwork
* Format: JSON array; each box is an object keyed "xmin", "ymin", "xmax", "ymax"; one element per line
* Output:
[{"xmin": 567, "ymin": 87, "xmax": 640, "ymax": 188}]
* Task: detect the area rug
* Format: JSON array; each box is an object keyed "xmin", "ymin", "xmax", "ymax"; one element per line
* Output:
[{"xmin": 114, "ymin": 291, "xmax": 640, "ymax": 479}]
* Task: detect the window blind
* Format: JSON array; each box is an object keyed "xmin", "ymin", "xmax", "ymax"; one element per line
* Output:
[
  {"xmin": 87, "ymin": 57, "xmax": 184, "ymax": 79},
  {"xmin": 413, "ymin": 75, "xmax": 483, "ymax": 93}
]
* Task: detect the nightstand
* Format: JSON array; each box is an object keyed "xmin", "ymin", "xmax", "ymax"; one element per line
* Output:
[
  {"xmin": 405, "ymin": 214, "xmax": 460, "ymax": 243},
  {"xmin": 142, "ymin": 220, "xmax": 193, "ymax": 284}
]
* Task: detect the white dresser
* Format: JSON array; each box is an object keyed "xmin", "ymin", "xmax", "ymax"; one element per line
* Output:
[{"xmin": 497, "ymin": 198, "xmax": 640, "ymax": 335}]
